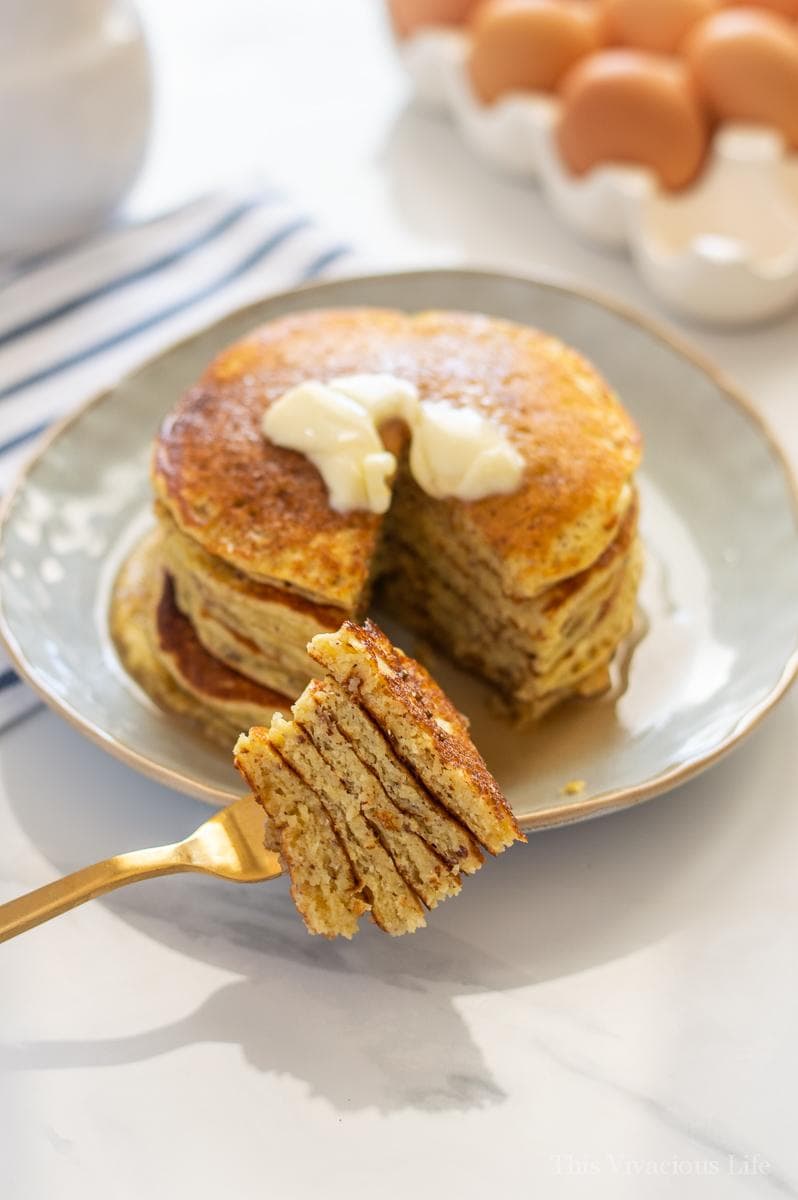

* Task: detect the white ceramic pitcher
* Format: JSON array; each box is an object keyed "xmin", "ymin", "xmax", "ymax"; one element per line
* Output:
[{"xmin": 0, "ymin": 0, "xmax": 152, "ymax": 260}]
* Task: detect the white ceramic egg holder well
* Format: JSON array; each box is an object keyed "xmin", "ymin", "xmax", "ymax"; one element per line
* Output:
[{"xmin": 402, "ymin": 27, "xmax": 798, "ymax": 324}]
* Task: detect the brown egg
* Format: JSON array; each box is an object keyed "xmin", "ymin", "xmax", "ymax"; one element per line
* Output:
[
  {"xmin": 557, "ymin": 50, "xmax": 709, "ymax": 188},
  {"xmin": 722, "ymin": 0, "xmax": 798, "ymax": 18},
  {"xmin": 388, "ymin": 0, "xmax": 482, "ymax": 38},
  {"xmin": 686, "ymin": 10, "xmax": 798, "ymax": 148},
  {"xmin": 600, "ymin": 0, "xmax": 720, "ymax": 53},
  {"xmin": 468, "ymin": 0, "xmax": 602, "ymax": 103}
]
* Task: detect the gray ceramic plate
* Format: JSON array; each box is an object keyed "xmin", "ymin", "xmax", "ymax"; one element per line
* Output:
[{"xmin": 1, "ymin": 269, "xmax": 797, "ymax": 829}]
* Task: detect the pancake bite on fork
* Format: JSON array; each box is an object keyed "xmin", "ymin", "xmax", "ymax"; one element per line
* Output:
[{"xmin": 235, "ymin": 619, "xmax": 525, "ymax": 938}]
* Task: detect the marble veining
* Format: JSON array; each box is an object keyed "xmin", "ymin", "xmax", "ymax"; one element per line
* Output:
[{"xmin": 2, "ymin": 3, "xmax": 798, "ymax": 1193}]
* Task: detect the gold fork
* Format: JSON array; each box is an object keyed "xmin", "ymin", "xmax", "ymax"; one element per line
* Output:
[{"xmin": 0, "ymin": 795, "xmax": 281, "ymax": 944}]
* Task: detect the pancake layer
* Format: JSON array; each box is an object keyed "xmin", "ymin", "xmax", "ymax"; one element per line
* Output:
[{"xmin": 110, "ymin": 529, "xmax": 290, "ymax": 746}]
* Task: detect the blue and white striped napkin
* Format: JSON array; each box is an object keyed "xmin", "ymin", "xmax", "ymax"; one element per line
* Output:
[{"xmin": 0, "ymin": 192, "xmax": 354, "ymax": 729}]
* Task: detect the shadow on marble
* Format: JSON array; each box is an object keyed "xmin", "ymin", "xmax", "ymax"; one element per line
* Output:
[
  {"xmin": 1, "ymin": 957, "xmax": 506, "ymax": 1113},
  {"xmin": 1, "ymin": 699, "xmax": 792, "ymax": 1112}
]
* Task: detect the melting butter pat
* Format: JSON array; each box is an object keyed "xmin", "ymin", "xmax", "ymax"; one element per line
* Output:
[
  {"xmin": 262, "ymin": 373, "xmax": 524, "ymax": 514},
  {"xmin": 262, "ymin": 379, "xmax": 404, "ymax": 514},
  {"xmin": 331, "ymin": 374, "xmax": 419, "ymax": 426},
  {"xmin": 411, "ymin": 400, "xmax": 525, "ymax": 502}
]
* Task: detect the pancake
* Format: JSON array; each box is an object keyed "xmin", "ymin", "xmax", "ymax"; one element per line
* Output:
[
  {"xmin": 234, "ymin": 618, "xmax": 523, "ymax": 938},
  {"xmin": 110, "ymin": 529, "xmax": 290, "ymax": 746},
  {"xmin": 155, "ymin": 573, "xmax": 291, "ymax": 735},
  {"xmin": 153, "ymin": 308, "xmax": 641, "ymax": 608},
  {"xmin": 158, "ymin": 504, "xmax": 337, "ymax": 696}
]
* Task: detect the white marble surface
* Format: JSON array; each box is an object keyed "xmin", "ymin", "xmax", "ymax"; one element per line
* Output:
[{"xmin": 2, "ymin": 2, "xmax": 798, "ymax": 1197}]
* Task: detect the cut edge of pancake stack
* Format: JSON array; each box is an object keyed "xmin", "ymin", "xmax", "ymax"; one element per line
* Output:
[
  {"xmin": 157, "ymin": 500, "xmax": 344, "ymax": 699},
  {"xmin": 234, "ymin": 619, "xmax": 524, "ymax": 938},
  {"xmin": 379, "ymin": 471, "xmax": 642, "ymax": 721},
  {"xmin": 115, "ymin": 307, "xmax": 642, "ymax": 745}
]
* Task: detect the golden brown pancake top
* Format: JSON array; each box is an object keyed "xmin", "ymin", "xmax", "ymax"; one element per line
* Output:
[{"xmin": 153, "ymin": 308, "xmax": 642, "ymax": 608}]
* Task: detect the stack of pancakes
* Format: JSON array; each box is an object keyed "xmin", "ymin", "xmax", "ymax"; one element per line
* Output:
[
  {"xmin": 235, "ymin": 619, "xmax": 524, "ymax": 937},
  {"xmin": 114, "ymin": 307, "xmax": 642, "ymax": 742}
]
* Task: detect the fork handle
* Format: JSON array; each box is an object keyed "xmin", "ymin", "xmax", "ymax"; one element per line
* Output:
[{"xmin": 0, "ymin": 846, "xmax": 191, "ymax": 944}]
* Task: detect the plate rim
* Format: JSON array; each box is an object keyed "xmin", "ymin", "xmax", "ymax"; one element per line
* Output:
[{"xmin": 1, "ymin": 265, "xmax": 797, "ymax": 828}]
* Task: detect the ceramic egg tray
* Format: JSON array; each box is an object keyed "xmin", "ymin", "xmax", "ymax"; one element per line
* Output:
[{"xmin": 400, "ymin": 26, "xmax": 798, "ymax": 324}]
